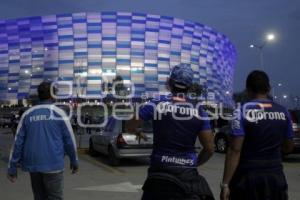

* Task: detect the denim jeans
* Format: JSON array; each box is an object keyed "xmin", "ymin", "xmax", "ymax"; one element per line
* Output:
[{"xmin": 30, "ymin": 171, "xmax": 64, "ymax": 200}]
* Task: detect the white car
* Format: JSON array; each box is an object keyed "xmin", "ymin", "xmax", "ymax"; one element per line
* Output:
[{"xmin": 89, "ymin": 117, "xmax": 153, "ymax": 166}]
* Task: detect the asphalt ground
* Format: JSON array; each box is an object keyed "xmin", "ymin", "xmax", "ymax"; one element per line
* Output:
[{"xmin": 0, "ymin": 129, "xmax": 300, "ymax": 200}]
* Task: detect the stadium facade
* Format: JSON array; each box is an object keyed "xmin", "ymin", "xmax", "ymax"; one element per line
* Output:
[{"xmin": 0, "ymin": 12, "xmax": 236, "ymax": 105}]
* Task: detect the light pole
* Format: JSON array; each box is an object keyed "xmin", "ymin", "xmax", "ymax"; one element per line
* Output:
[
  {"xmin": 272, "ymin": 83, "xmax": 282, "ymax": 101},
  {"xmin": 250, "ymin": 33, "xmax": 276, "ymax": 70},
  {"xmin": 282, "ymin": 94, "xmax": 288, "ymax": 107}
]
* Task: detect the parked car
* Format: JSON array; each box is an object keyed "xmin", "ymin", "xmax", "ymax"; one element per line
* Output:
[{"xmin": 89, "ymin": 117, "xmax": 153, "ymax": 166}]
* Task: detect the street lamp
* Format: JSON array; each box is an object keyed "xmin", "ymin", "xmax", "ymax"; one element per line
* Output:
[
  {"xmin": 250, "ymin": 33, "xmax": 276, "ymax": 70},
  {"xmin": 272, "ymin": 83, "xmax": 282, "ymax": 101},
  {"xmin": 266, "ymin": 33, "xmax": 275, "ymax": 41},
  {"xmin": 281, "ymin": 94, "xmax": 288, "ymax": 107}
]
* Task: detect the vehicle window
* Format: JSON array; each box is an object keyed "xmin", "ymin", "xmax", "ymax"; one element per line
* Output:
[{"xmin": 122, "ymin": 120, "xmax": 153, "ymax": 133}]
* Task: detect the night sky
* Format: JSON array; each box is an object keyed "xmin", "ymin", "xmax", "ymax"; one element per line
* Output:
[{"xmin": 0, "ymin": 0, "xmax": 299, "ymax": 101}]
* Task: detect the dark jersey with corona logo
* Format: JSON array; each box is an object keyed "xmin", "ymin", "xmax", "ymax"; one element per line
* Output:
[
  {"xmin": 231, "ymin": 99, "xmax": 294, "ymax": 167},
  {"xmin": 139, "ymin": 95, "xmax": 211, "ymax": 168}
]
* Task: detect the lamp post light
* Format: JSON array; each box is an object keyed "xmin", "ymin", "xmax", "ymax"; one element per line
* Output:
[
  {"xmin": 266, "ymin": 33, "xmax": 275, "ymax": 41},
  {"xmin": 250, "ymin": 33, "xmax": 276, "ymax": 70},
  {"xmin": 272, "ymin": 83, "xmax": 282, "ymax": 101},
  {"xmin": 281, "ymin": 94, "xmax": 288, "ymax": 107}
]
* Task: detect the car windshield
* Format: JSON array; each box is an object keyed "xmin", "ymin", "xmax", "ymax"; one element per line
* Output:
[{"xmin": 122, "ymin": 120, "xmax": 153, "ymax": 133}]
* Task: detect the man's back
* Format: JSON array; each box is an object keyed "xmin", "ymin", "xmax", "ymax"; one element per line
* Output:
[
  {"xmin": 7, "ymin": 81, "xmax": 79, "ymax": 200},
  {"xmin": 139, "ymin": 96, "xmax": 211, "ymax": 168},
  {"xmin": 240, "ymin": 100, "xmax": 293, "ymax": 161},
  {"xmin": 152, "ymin": 100, "xmax": 209, "ymax": 155},
  {"xmin": 9, "ymin": 103, "xmax": 78, "ymax": 174}
]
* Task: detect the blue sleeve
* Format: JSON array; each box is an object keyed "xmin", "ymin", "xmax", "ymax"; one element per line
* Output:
[
  {"xmin": 7, "ymin": 117, "xmax": 26, "ymax": 175},
  {"xmin": 231, "ymin": 108, "xmax": 245, "ymax": 137},
  {"xmin": 199, "ymin": 109, "xmax": 211, "ymax": 132},
  {"xmin": 61, "ymin": 119, "xmax": 78, "ymax": 166},
  {"xmin": 285, "ymin": 111, "xmax": 294, "ymax": 139},
  {"xmin": 139, "ymin": 102, "xmax": 155, "ymax": 121}
]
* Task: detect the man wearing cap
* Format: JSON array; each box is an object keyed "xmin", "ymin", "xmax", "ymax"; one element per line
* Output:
[
  {"xmin": 7, "ymin": 81, "xmax": 79, "ymax": 200},
  {"xmin": 130, "ymin": 64, "xmax": 215, "ymax": 200}
]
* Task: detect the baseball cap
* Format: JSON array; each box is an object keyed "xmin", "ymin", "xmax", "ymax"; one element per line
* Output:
[{"xmin": 170, "ymin": 63, "xmax": 194, "ymax": 89}]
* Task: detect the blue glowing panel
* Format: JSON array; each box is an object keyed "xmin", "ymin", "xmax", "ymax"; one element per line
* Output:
[
  {"xmin": 144, "ymin": 14, "xmax": 159, "ymax": 95},
  {"xmin": 157, "ymin": 16, "xmax": 172, "ymax": 93},
  {"xmin": 86, "ymin": 12, "xmax": 102, "ymax": 97},
  {"xmin": 131, "ymin": 13, "xmax": 146, "ymax": 96},
  {"xmin": 0, "ymin": 12, "xmax": 236, "ymax": 105},
  {"xmin": 116, "ymin": 12, "xmax": 131, "ymax": 85},
  {"xmin": 57, "ymin": 14, "xmax": 74, "ymax": 97},
  {"xmin": 101, "ymin": 12, "xmax": 117, "ymax": 83},
  {"xmin": 42, "ymin": 15, "xmax": 59, "ymax": 82},
  {"xmin": 0, "ymin": 19, "xmax": 8, "ymax": 99},
  {"xmin": 73, "ymin": 12, "xmax": 88, "ymax": 97}
]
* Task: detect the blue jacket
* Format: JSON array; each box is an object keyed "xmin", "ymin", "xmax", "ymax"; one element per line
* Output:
[{"xmin": 8, "ymin": 102, "xmax": 78, "ymax": 175}]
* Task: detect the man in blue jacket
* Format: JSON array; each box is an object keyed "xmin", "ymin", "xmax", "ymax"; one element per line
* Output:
[{"xmin": 7, "ymin": 81, "xmax": 79, "ymax": 200}]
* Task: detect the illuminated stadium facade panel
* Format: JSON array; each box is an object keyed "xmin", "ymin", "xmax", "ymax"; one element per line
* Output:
[{"xmin": 0, "ymin": 12, "xmax": 236, "ymax": 104}]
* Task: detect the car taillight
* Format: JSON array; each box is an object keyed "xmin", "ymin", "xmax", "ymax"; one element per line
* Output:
[
  {"xmin": 292, "ymin": 123, "xmax": 299, "ymax": 133},
  {"xmin": 117, "ymin": 134, "xmax": 127, "ymax": 145}
]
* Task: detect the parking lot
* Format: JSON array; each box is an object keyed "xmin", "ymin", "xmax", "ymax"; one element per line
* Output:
[{"xmin": 1, "ymin": 129, "xmax": 300, "ymax": 200}]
